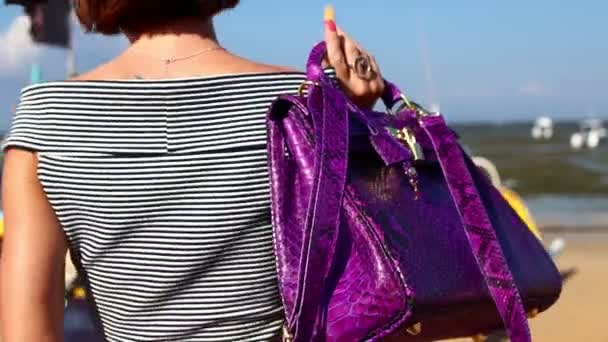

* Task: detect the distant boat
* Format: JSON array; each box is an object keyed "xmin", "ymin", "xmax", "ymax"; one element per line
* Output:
[
  {"xmin": 570, "ymin": 119, "xmax": 607, "ymax": 149},
  {"xmin": 531, "ymin": 116, "xmax": 554, "ymax": 140}
]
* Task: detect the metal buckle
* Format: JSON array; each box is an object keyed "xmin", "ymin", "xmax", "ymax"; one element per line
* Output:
[
  {"xmin": 297, "ymin": 81, "xmax": 320, "ymax": 97},
  {"xmin": 387, "ymin": 94, "xmax": 414, "ymax": 115},
  {"xmin": 388, "ymin": 93, "xmax": 437, "ymax": 119},
  {"xmin": 527, "ymin": 307, "xmax": 540, "ymax": 318},
  {"xmin": 396, "ymin": 127, "xmax": 425, "ymax": 161},
  {"xmin": 406, "ymin": 322, "xmax": 423, "ymax": 336},
  {"xmin": 282, "ymin": 325, "xmax": 293, "ymax": 342},
  {"xmin": 472, "ymin": 334, "xmax": 487, "ymax": 342},
  {"xmin": 385, "ymin": 126, "xmax": 425, "ymax": 161}
]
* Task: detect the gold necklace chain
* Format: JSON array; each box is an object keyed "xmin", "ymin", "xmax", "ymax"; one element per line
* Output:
[{"xmin": 129, "ymin": 45, "xmax": 225, "ymax": 76}]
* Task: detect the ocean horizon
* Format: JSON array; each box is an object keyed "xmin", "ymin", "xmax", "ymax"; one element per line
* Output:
[
  {"xmin": 1, "ymin": 120, "xmax": 606, "ymax": 230},
  {"xmin": 453, "ymin": 121, "xmax": 607, "ymax": 230}
]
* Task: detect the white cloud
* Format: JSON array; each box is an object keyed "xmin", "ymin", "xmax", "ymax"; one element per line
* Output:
[
  {"xmin": 0, "ymin": 16, "xmax": 41, "ymax": 75},
  {"xmin": 519, "ymin": 81, "xmax": 552, "ymax": 97}
]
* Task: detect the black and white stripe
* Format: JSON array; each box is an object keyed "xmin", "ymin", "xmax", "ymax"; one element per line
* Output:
[{"xmin": 3, "ymin": 72, "xmax": 329, "ymax": 341}]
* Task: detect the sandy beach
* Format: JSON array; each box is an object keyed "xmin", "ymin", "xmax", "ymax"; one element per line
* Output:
[
  {"xmin": 447, "ymin": 231, "xmax": 608, "ymax": 342},
  {"xmin": 529, "ymin": 232, "xmax": 608, "ymax": 342},
  {"xmin": 2, "ymin": 231, "xmax": 606, "ymax": 342}
]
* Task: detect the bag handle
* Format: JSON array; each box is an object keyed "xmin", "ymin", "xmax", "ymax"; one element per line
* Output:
[{"xmin": 287, "ymin": 84, "xmax": 350, "ymax": 342}]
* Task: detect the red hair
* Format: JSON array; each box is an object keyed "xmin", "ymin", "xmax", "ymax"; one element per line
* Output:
[{"xmin": 74, "ymin": 0, "xmax": 240, "ymax": 34}]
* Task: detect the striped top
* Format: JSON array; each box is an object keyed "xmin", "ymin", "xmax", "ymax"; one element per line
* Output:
[{"xmin": 3, "ymin": 72, "xmax": 323, "ymax": 341}]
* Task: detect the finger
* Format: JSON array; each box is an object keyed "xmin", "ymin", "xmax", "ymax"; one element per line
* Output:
[
  {"xmin": 324, "ymin": 6, "xmax": 349, "ymax": 79},
  {"xmin": 337, "ymin": 26, "xmax": 379, "ymax": 75},
  {"xmin": 336, "ymin": 26, "xmax": 371, "ymax": 97},
  {"xmin": 337, "ymin": 26, "xmax": 377, "ymax": 97},
  {"xmin": 343, "ymin": 40, "xmax": 361, "ymax": 69},
  {"xmin": 336, "ymin": 26, "xmax": 362, "ymax": 67},
  {"xmin": 368, "ymin": 55, "xmax": 385, "ymax": 95},
  {"xmin": 336, "ymin": 26, "xmax": 360, "ymax": 47},
  {"xmin": 369, "ymin": 55, "xmax": 380, "ymax": 77}
]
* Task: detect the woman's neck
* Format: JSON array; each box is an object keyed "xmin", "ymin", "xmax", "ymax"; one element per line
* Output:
[{"xmin": 125, "ymin": 18, "xmax": 220, "ymax": 56}]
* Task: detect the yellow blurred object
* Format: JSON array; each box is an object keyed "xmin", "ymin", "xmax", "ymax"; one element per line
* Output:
[
  {"xmin": 324, "ymin": 4, "xmax": 335, "ymax": 22},
  {"xmin": 500, "ymin": 186, "xmax": 542, "ymax": 241},
  {"xmin": 471, "ymin": 334, "xmax": 487, "ymax": 342},
  {"xmin": 471, "ymin": 157, "xmax": 542, "ymax": 241},
  {"xmin": 0, "ymin": 217, "xmax": 4, "ymax": 238},
  {"xmin": 73, "ymin": 287, "xmax": 87, "ymax": 300}
]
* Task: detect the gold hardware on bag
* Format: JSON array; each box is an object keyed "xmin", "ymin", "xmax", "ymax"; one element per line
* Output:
[
  {"xmin": 297, "ymin": 80, "xmax": 320, "ymax": 97},
  {"xmin": 386, "ymin": 126, "xmax": 424, "ymax": 199},
  {"xmin": 527, "ymin": 307, "xmax": 540, "ymax": 318},
  {"xmin": 282, "ymin": 325, "xmax": 293, "ymax": 342},
  {"xmin": 405, "ymin": 165, "xmax": 421, "ymax": 200},
  {"xmin": 387, "ymin": 94, "xmax": 414, "ymax": 115},
  {"xmin": 471, "ymin": 334, "xmax": 487, "ymax": 342},
  {"xmin": 406, "ymin": 322, "xmax": 422, "ymax": 336},
  {"xmin": 396, "ymin": 127, "xmax": 425, "ymax": 161},
  {"xmin": 388, "ymin": 94, "xmax": 433, "ymax": 117}
]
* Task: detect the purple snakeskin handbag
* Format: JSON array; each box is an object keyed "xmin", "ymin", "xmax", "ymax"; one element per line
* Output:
[{"xmin": 266, "ymin": 42, "xmax": 562, "ymax": 342}]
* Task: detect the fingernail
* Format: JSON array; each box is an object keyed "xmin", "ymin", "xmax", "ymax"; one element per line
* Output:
[
  {"xmin": 324, "ymin": 5, "xmax": 336, "ymax": 31},
  {"xmin": 325, "ymin": 20, "xmax": 337, "ymax": 32},
  {"xmin": 324, "ymin": 5, "xmax": 335, "ymax": 22}
]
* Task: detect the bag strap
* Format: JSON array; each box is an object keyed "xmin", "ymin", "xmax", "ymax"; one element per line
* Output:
[
  {"xmin": 420, "ymin": 115, "xmax": 531, "ymax": 342},
  {"xmin": 290, "ymin": 83, "xmax": 350, "ymax": 342}
]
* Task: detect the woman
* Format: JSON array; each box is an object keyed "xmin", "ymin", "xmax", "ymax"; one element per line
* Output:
[{"xmin": 0, "ymin": 1, "xmax": 386, "ymax": 341}]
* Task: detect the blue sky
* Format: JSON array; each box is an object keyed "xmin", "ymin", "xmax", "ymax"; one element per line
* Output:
[{"xmin": 0, "ymin": 0, "xmax": 606, "ymax": 127}]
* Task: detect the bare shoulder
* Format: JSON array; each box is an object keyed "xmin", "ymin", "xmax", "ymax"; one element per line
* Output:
[
  {"xmin": 216, "ymin": 54, "xmax": 300, "ymax": 75},
  {"xmin": 239, "ymin": 61, "xmax": 299, "ymax": 74},
  {"xmin": 69, "ymin": 51, "xmax": 302, "ymax": 81},
  {"xmin": 69, "ymin": 60, "xmax": 121, "ymax": 81},
  {"xmin": 2, "ymin": 148, "xmax": 37, "ymax": 175}
]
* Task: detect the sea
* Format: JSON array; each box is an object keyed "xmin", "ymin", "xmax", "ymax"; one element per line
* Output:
[
  {"xmin": 0, "ymin": 120, "xmax": 606, "ymax": 230},
  {"xmin": 453, "ymin": 121, "xmax": 608, "ymax": 230}
]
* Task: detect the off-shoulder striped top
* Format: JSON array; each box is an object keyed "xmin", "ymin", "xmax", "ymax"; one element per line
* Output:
[{"xmin": 3, "ymin": 71, "xmax": 322, "ymax": 341}]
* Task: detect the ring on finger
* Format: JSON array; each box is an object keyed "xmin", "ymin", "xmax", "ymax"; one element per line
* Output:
[{"xmin": 350, "ymin": 54, "xmax": 375, "ymax": 80}]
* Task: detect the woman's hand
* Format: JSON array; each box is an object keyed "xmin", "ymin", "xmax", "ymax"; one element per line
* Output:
[{"xmin": 323, "ymin": 5, "xmax": 385, "ymax": 108}]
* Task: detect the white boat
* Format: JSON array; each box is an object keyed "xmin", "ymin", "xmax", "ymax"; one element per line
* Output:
[
  {"xmin": 531, "ymin": 116, "xmax": 554, "ymax": 140},
  {"xmin": 570, "ymin": 119, "xmax": 607, "ymax": 149}
]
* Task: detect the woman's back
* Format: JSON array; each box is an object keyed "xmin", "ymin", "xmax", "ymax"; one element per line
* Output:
[
  {"xmin": 1, "ymin": 2, "xmax": 385, "ymax": 341},
  {"xmin": 6, "ymin": 72, "xmax": 314, "ymax": 341}
]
